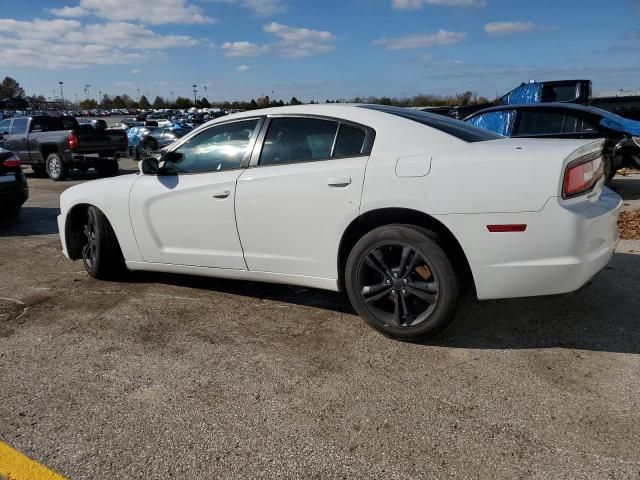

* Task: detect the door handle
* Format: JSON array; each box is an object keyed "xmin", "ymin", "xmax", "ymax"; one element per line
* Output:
[
  {"xmin": 327, "ymin": 177, "xmax": 351, "ymax": 187},
  {"xmin": 213, "ymin": 189, "xmax": 231, "ymax": 199}
]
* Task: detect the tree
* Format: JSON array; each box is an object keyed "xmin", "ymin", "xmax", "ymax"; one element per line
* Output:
[
  {"xmin": 198, "ymin": 97, "xmax": 211, "ymax": 108},
  {"xmin": 138, "ymin": 95, "xmax": 151, "ymax": 109},
  {"xmin": 174, "ymin": 96, "xmax": 193, "ymax": 109},
  {"xmin": 79, "ymin": 99, "xmax": 98, "ymax": 109},
  {"xmin": 100, "ymin": 94, "xmax": 113, "ymax": 109},
  {"xmin": 112, "ymin": 96, "xmax": 126, "ymax": 109},
  {"xmin": 249, "ymin": 99, "xmax": 257, "ymax": 109},
  {"xmin": 289, "ymin": 96, "xmax": 302, "ymax": 105},
  {"xmin": 0, "ymin": 76, "xmax": 25, "ymax": 99},
  {"xmin": 152, "ymin": 96, "xmax": 166, "ymax": 109}
]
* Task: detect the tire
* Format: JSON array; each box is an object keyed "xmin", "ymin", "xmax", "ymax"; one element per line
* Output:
[
  {"xmin": 345, "ymin": 224, "xmax": 460, "ymax": 341},
  {"xmin": 31, "ymin": 164, "xmax": 46, "ymax": 177},
  {"xmin": 604, "ymin": 156, "xmax": 616, "ymax": 186},
  {"xmin": 96, "ymin": 160, "xmax": 119, "ymax": 177},
  {"xmin": 81, "ymin": 206, "xmax": 126, "ymax": 280},
  {"xmin": 45, "ymin": 153, "xmax": 68, "ymax": 181}
]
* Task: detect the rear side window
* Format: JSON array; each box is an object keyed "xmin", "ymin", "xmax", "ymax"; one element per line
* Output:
[
  {"xmin": 516, "ymin": 111, "xmax": 565, "ymax": 135},
  {"xmin": 11, "ymin": 118, "xmax": 27, "ymax": 134},
  {"xmin": 0, "ymin": 119, "xmax": 11, "ymax": 133},
  {"xmin": 360, "ymin": 105, "xmax": 501, "ymax": 142},
  {"xmin": 334, "ymin": 124, "xmax": 367, "ymax": 157},
  {"xmin": 260, "ymin": 118, "xmax": 338, "ymax": 165}
]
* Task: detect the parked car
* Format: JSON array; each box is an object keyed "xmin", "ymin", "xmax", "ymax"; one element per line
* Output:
[
  {"xmin": 57, "ymin": 105, "xmax": 621, "ymax": 341},
  {"xmin": 138, "ymin": 126, "xmax": 194, "ymax": 152},
  {"xmin": 126, "ymin": 126, "xmax": 158, "ymax": 159},
  {"xmin": 0, "ymin": 148, "xmax": 28, "ymax": 217},
  {"xmin": 0, "ymin": 116, "xmax": 127, "ymax": 180},
  {"xmin": 464, "ymin": 103, "xmax": 640, "ymax": 181}
]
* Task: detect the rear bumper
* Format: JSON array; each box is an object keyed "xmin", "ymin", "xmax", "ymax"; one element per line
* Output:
[
  {"xmin": 0, "ymin": 177, "xmax": 28, "ymax": 207},
  {"xmin": 441, "ymin": 188, "xmax": 622, "ymax": 300}
]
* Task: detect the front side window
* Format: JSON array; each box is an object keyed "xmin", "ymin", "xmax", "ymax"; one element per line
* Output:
[
  {"xmin": 260, "ymin": 118, "xmax": 338, "ymax": 166},
  {"xmin": 466, "ymin": 110, "xmax": 515, "ymax": 137},
  {"xmin": 0, "ymin": 119, "xmax": 11, "ymax": 133},
  {"xmin": 163, "ymin": 119, "xmax": 259, "ymax": 174},
  {"xmin": 11, "ymin": 118, "xmax": 27, "ymax": 134}
]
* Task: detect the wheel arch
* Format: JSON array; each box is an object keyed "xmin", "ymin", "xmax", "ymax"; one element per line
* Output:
[
  {"xmin": 337, "ymin": 208, "xmax": 474, "ymax": 293},
  {"xmin": 40, "ymin": 144, "xmax": 62, "ymax": 161},
  {"xmin": 65, "ymin": 203, "xmax": 122, "ymax": 261}
]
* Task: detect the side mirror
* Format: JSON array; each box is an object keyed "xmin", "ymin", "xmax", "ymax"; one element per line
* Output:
[{"xmin": 139, "ymin": 157, "xmax": 159, "ymax": 175}]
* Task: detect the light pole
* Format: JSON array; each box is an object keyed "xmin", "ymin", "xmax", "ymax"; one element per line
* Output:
[
  {"xmin": 170, "ymin": 90, "xmax": 175, "ymax": 104},
  {"xmin": 84, "ymin": 84, "xmax": 91, "ymax": 100},
  {"xmin": 204, "ymin": 85, "xmax": 208, "ymax": 99},
  {"xmin": 58, "ymin": 81, "xmax": 64, "ymax": 108},
  {"xmin": 98, "ymin": 90, "xmax": 102, "ymax": 106},
  {"xmin": 193, "ymin": 84, "xmax": 198, "ymax": 105}
]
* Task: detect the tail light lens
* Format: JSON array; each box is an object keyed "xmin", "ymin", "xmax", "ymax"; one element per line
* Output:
[
  {"xmin": 2, "ymin": 155, "xmax": 21, "ymax": 168},
  {"xmin": 562, "ymin": 154, "xmax": 603, "ymax": 199},
  {"xmin": 68, "ymin": 132, "xmax": 79, "ymax": 150}
]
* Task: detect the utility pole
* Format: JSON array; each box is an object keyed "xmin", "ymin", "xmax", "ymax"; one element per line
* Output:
[{"xmin": 58, "ymin": 81, "xmax": 64, "ymax": 108}]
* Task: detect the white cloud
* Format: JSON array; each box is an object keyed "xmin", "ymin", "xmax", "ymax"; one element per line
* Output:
[
  {"xmin": 373, "ymin": 30, "xmax": 466, "ymax": 49},
  {"xmin": 212, "ymin": 0, "xmax": 285, "ymax": 16},
  {"xmin": 392, "ymin": 0, "xmax": 486, "ymax": 9},
  {"xmin": 0, "ymin": 18, "xmax": 199, "ymax": 69},
  {"xmin": 222, "ymin": 41, "xmax": 270, "ymax": 57},
  {"xmin": 131, "ymin": 68, "xmax": 141, "ymax": 74},
  {"xmin": 484, "ymin": 21, "xmax": 546, "ymax": 36},
  {"xmin": 263, "ymin": 22, "xmax": 335, "ymax": 57},
  {"xmin": 236, "ymin": 65, "xmax": 251, "ymax": 72},
  {"xmin": 222, "ymin": 23, "xmax": 336, "ymax": 59},
  {"xmin": 51, "ymin": 0, "xmax": 214, "ymax": 24},
  {"xmin": 48, "ymin": 6, "xmax": 89, "ymax": 17}
]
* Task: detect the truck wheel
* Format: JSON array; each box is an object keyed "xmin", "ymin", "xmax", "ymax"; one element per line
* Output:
[
  {"xmin": 45, "ymin": 153, "xmax": 68, "ymax": 181},
  {"xmin": 345, "ymin": 224, "xmax": 461, "ymax": 341},
  {"xmin": 81, "ymin": 206, "xmax": 126, "ymax": 279},
  {"xmin": 96, "ymin": 160, "xmax": 119, "ymax": 177},
  {"xmin": 31, "ymin": 165, "xmax": 46, "ymax": 177}
]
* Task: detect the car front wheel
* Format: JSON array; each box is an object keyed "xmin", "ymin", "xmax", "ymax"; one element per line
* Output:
[
  {"xmin": 81, "ymin": 206, "xmax": 126, "ymax": 279},
  {"xmin": 345, "ymin": 224, "xmax": 460, "ymax": 341}
]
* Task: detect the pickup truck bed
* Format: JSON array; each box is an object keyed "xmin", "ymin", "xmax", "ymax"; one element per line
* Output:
[{"xmin": 0, "ymin": 116, "xmax": 128, "ymax": 180}]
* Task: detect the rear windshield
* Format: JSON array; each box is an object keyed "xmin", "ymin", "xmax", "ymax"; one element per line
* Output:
[{"xmin": 360, "ymin": 105, "xmax": 502, "ymax": 142}]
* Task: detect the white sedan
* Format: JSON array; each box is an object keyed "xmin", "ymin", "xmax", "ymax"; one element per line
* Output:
[{"xmin": 58, "ymin": 105, "xmax": 621, "ymax": 340}]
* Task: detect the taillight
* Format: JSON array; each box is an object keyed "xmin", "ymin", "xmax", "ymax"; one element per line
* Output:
[
  {"xmin": 562, "ymin": 154, "xmax": 603, "ymax": 199},
  {"xmin": 2, "ymin": 155, "xmax": 21, "ymax": 168},
  {"xmin": 68, "ymin": 132, "xmax": 79, "ymax": 150}
]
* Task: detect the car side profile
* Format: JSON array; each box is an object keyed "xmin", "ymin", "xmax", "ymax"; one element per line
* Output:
[
  {"xmin": 58, "ymin": 105, "xmax": 621, "ymax": 340},
  {"xmin": 464, "ymin": 103, "xmax": 640, "ymax": 181}
]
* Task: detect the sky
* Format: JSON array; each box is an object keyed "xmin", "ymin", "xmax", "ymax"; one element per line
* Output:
[{"xmin": 1, "ymin": 0, "xmax": 640, "ymax": 103}]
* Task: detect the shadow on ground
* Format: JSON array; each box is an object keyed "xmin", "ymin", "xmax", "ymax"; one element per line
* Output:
[
  {"xmin": 125, "ymin": 252, "xmax": 640, "ymax": 354},
  {"xmin": 0, "ymin": 207, "xmax": 60, "ymax": 236}
]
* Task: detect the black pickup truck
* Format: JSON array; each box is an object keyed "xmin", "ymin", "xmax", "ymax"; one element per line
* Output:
[{"xmin": 0, "ymin": 116, "xmax": 128, "ymax": 180}]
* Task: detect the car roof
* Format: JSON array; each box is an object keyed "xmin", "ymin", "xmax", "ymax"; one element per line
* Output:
[{"xmin": 466, "ymin": 102, "xmax": 614, "ymax": 119}]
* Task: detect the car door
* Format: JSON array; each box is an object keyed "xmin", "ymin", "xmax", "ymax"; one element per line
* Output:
[
  {"xmin": 235, "ymin": 116, "xmax": 374, "ymax": 279},
  {"xmin": 3, "ymin": 118, "xmax": 30, "ymax": 161},
  {"xmin": 129, "ymin": 117, "xmax": 263, "ymax": 269},
  {"xmin": 0, "ymin": 119, "xmax": 12, "ymax": 150}
]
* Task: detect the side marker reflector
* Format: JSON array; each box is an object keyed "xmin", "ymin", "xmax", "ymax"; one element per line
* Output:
[{"xmin": 487, "ymin": 224, "xmax": 527, "ymax": 233}]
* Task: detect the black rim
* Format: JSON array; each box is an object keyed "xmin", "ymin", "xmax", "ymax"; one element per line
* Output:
[
  {"xmin": 82, "ymin": 215, "xmax": 97, "ymax": 270},
  {"xmin": 357, "ymin": 243, "xmax": 440, "ymax": 328}
]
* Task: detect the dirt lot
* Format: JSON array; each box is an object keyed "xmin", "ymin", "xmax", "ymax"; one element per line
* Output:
[{"xmin": 1, "ymin": 163, "xmax": 640, "ymax": 479}]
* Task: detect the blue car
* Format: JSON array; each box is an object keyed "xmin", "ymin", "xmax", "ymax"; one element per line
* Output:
[
  {"xmin": 465, "ymin": 103, "xmax": 640, "ymax": 182},
  {"xmin": 126, "ymin": 126, "xmax": 158, "ymax": 159}
]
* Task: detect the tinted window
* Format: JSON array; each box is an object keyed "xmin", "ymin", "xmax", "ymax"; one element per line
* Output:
[
  {"xmin": 260, "ymin": 118, "xmax": 338, "ymax": 165},
  {"xmin": 516, "ymin": 111, "xmax": 565, "ymax": 135},
  {"xmin": 0, "ymin": 119, "xmax": 11, "ymax": 133},
  {"xmin": 11, "ymin": 118, "xmax": 27, "ymax": 134},
  {"xmin": 543, "ymin": 85, "xmax": 578, "ymax": 102},
  {"xmin": 164, "ymin": 119, "xmax": 259, "ymax": 174},
  {"xmin": 361, "ymin": 105, "xmax": 501, "ymax": 142},
  {"xmin": 334, "ymin": 124, "xmax": 366, "ymax": 157}
]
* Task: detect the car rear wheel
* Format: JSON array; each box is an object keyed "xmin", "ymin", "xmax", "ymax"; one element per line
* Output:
[
  {"xmin": 81, "ymin": 206, "xmax": 126, "ymax": 279},
  {"xmin": 45, "ymin": 153, "xmax": 68, "ymax": 181},
  {"xmin": 345, "ymin": 224, "xmax": 460, "ymax": 341}
]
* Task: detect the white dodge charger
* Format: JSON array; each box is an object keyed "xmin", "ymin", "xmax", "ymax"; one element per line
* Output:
[{"xmin": 58, "ymin": 105, "xmax": 622, "ymax": 340}]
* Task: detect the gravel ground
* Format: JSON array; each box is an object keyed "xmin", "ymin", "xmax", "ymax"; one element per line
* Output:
[{"xmin": 1, "ymin": 164, "xmax": 640, "ymax": 479}]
